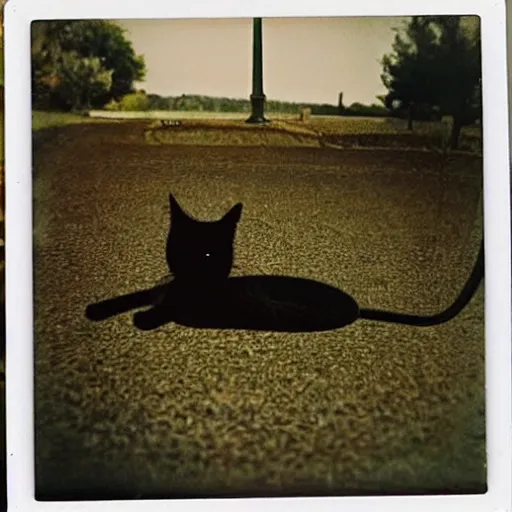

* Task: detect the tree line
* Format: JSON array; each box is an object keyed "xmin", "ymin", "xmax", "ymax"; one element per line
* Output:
[{"xmin": 106, "ymin": 92, "xmax": 389, "ymax": 118}]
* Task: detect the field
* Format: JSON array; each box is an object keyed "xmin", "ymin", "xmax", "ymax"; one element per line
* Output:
[
  {"xmin": 32, "ymin": 114, "xmax": 484, "ymax": 500},
  {"xmin": 83, "ymin": 110, "xmax": 482, "ymax": 153}
]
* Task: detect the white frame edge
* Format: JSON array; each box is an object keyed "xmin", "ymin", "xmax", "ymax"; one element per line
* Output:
[{"xmin": 4, "ymin": 0, "xmax": 511, "ymax": 511}]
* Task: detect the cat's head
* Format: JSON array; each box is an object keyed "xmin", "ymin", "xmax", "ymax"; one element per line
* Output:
[{"xmin": 166, "ymin": 193, "xmax": 243, "ymax": 286}]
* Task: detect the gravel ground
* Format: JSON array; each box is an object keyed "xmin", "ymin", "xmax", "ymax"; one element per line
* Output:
[{"xmin": 33, "ymin": 122, "xmax": 485, "ymax": 500}]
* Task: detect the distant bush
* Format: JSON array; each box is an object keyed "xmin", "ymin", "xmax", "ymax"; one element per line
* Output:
[
  {"xmin": 106, "ymin": 92, "xmax": 150, "ymax": 112},
  {"xmin": 147, "ymin": 93, "xmax": 172, "ymax": 110},
  {"xmin": 266, "ymin": 99, "xmax": 305, "ymax": 114},
  {"xmin": 342, "ymin": 102, "xmax": 390, "ymax": 117},
  {"xmin": 104, "ymin": 98, "xmax": 119, "ymax": 111},
  {"xmin": 310, "ymin": 104, "xmax": 342, "ymax": 116}
]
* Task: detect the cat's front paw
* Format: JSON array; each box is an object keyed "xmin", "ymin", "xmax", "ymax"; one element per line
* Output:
[
  {"xmin": 85, "ymin": 303, "xmax": 108, "ymax": 321},
  {"xmin": 134, "ymin": 309, "xmax": 157, "ymax": 331},
  {"xmin": 133, "ymin": 307, "xmax": 169, "ymax": 331}
]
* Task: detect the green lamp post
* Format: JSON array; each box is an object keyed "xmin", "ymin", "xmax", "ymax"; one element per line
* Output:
[{"xmin": 246, "ymin": 18, "xmax": 269, "ymax": 124}]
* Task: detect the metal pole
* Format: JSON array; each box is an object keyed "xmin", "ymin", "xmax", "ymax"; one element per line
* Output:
[{"xmin": 246, "ymin": 18, "xmax": 269, "ymax": 124}]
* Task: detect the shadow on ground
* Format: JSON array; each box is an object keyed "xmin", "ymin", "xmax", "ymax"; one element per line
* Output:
[{"xmin": 86, "ymin": 275, "xmax": 360, "ymax": 332}]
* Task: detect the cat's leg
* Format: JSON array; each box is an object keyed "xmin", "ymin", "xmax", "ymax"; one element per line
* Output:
[
  {"xmin": 86, "ymin": 285, "xmax": 167, "ymax": 321},
  {"xmin": 133, "ymin": 285, "xmax": 179, "ymax": 330},
  {"xmin": 133, "ymin": 304, "xmax": 172, "ymax": 331}
]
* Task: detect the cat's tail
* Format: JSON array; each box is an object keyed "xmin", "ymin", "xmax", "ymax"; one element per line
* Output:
[{"xmin": 358, "ymin": 240, "xmax": 484, "ymax": 327}]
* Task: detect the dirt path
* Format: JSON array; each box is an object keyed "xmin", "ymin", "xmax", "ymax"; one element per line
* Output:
[{"xmin": 33, "ymin": 122, "xmax": 485, "ymax": 500}]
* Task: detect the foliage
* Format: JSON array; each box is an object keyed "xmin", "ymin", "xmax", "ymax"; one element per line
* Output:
[
  {"xmin": 343, "ymin": 102, "xmax": 390, "ymax": 118},
  {"xmin": 431, "ymin": 16, "xmax": 482, "ymax": 148},
  {"xmin": 32, "ymin": 20, "xmax": 146, "ymax": 111},
  {"xmin": 142, "ymin": 93, "xmax": 389, "ymax": 118},
  {"xmin": 52, "ymin": 52, "xmax": 113, "ymax": 111},
  {"xmin": 106, "ymin": 91, "xmax": 150, "ymax": 111},
  {"xmin": 381, "ymin": 16, "xmax": 481, "ymax": 148},
  {"xmin": 32, "ymin": 111, "xmax": 109, "ymax": 131},
  {"xmin": 310, "ymin": 103, "xmax": 340, "ymax": 116},
  {"xmin": 381, "ymin": 17, "xmax": 440, "ymax": 124}
]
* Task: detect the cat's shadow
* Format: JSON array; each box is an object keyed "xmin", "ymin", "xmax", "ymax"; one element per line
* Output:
[{"xmin": 85, "ymin": 275, "xmax": 360, "ymax": 333}]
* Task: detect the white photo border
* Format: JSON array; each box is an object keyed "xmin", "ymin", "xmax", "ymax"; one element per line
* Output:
[{"xmin": 4, "ymin": 0, "xmax": 511, "ymax": 511}]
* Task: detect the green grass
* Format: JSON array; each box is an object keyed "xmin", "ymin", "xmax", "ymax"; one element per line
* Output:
[
  {"xmin": 0, "ymin": 111, "xmax": 100, "ymax": 157},
  {"xmin": 31, "ymin": 110, "xmax": 483, "ymax": 154},
  {"xmin": 33, "ymin": 109, "xmax": 481, "ymax": 138},
  {"xmin": 304, "ymin": 114, "xmax": 480, "ymax": 140},
  {"xmin": 32, "ymin": 111, "xmax": 111, "ymax": 131},
  {"xmin": 88, "ymin": 109, "xmax": 297, "ymax": 121}
]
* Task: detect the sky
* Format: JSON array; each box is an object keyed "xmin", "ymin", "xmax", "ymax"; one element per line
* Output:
[{"xmin": 118, "ymin": 17, "xmax": 411, "ymax": 107}]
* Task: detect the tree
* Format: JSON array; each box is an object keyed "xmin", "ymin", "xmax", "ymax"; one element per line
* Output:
[
  {"xmin": 381, "ymin": 17, "xmax": 440, "ymax": 130},
  {"xmin": 431, "ymin": 16, "xmax": 482, "ymax": 149},
  {"xmin": 32, "ymin": 20, "xmax": 146, "ymax": 111},
  {"xmin": 54, "ymin": 52, "xmax": 113, "ymax": 111},
  {"xmin": 381, "ymin": 16, "xmax": 481, "ymax": 148}
]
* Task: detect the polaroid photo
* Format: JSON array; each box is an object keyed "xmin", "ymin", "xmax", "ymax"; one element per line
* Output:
[{"xmin": 4, "ymin": 0, "xmax": 511, "ymax": 510}]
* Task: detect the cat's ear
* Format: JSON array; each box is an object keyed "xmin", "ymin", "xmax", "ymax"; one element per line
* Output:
[
  {"xmin": 169, "ymin": 193, "xmax": 186, "ymax": 219},
  {"xmin": 221, "ymin": 202, "xmax": 243, "ymax": 225}
]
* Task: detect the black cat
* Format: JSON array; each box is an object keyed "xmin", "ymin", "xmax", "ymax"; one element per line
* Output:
[{"xmin": 87, "ymin": 192, "xmax": 483, "ymax": 332}]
